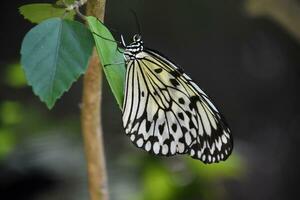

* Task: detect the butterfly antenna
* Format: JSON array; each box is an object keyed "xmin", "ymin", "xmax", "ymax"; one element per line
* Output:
[
  {"xmin": 109, "ymin": 28, "xmax": 126, "ymax": 48},
  {"xmin": 92, "ymin": 32, "xmax": 122, "ymax": 45},
  {"xmin": 92, "ymin": 18, "xmax": 125, "ymax": 46},
  {"xmin": 130, "ymin": 9, "xmax": 142, "ymax": 35},
  {"xmin": 92, "ymin": 30, "xmax": 125, "ymax": 54}
]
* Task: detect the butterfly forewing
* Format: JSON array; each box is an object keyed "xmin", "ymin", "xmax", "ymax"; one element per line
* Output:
[{"xmin": 122, "ymin": 47, "xmax": 233, "ymax": 164}]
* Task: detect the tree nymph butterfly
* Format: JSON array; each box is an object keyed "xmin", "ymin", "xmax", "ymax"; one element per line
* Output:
[{"xmin": 121, "ymin": 34, "xmax": 233, "ymax": 164}]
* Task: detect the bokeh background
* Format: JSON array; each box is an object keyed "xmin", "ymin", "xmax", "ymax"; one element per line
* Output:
[{"xmin": 1, "ymin": 0, "xmax": 300, "ymax": 199}]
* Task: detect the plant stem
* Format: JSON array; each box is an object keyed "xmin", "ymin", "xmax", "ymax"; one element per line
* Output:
[{"xmin": 81, "ymin": 0, "xmax": 108, "ymax": 200}]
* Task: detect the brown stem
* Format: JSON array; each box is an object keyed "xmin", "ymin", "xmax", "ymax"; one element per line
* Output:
[{"xmin": 81, "ymin": 0, "xmax": 108, "ymax": 200}]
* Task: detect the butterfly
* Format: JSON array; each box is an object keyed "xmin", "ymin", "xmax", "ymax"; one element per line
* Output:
[{"xmin": 121, "ymin": 34, "xmax": 233, "ymax": 164}]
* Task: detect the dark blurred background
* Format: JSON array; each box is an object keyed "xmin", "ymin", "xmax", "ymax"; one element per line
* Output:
[{"xmin": 1, "ymin": 0, "xmax": 300, "ymax": 199}]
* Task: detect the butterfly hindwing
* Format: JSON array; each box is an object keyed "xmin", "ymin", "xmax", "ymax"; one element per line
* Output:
[
  {"xmin": 122, "ymin": 48, "xmax": 233, "ymax": 164},
  {"xmin": 145, "ymin": 50, "xmax": 233, "ymax": 163}
]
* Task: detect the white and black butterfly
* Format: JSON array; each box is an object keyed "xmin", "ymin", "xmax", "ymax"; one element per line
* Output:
[{"xmin": 121, "ymin": 34, "xmax": 233, "ymax": 164}]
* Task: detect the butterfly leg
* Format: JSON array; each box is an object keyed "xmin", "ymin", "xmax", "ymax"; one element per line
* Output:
[{"xmin": 104, "ymin": 62, "xmax": 125, "ymax": 68}]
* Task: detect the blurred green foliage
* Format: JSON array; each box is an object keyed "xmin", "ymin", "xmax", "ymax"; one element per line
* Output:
[
  {"xmin": 143, "ymin": 163, "xmax": 175, "ymax": 200},
  {"xmin": 0, "ymin": 59, "xmax": 244, "ymax": 199},
  {"xmin": 126, "ymin": 153, "xmax": 244, "ymax": 200},
  {"xmin": 4, "ymin": 63, "xmax": 27, "ymax": 88},
  {"xmin": 0, "ymin": 129, "xmax": 16, "ymax": 158},
  {"xmin": 0, "ymin": 101, "xmax": 21, "ymax": 158},
  {"xmin": 186, "ymin": 154, "xmax": 243, "ymax": 180},
  {"xmin": 244, "ymin": 0, "xmax": 300, "ymax": 43},
  {"xmin": 0, "ymin": 101, "xmax": 23, "ymax": 125},
  {"xmin": 1, "ymin": 59, "xmax": 244, "ymax": 199}
]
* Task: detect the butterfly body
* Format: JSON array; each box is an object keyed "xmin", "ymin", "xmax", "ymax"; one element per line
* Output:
[{"xmin": 122, "ymin": 34, "xmax": 233, "ymax": 164}]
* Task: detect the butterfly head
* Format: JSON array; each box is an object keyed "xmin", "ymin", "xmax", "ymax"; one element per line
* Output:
[{"xmin": 123, "ymin": 34, "xmax": 144, "ymax": 61}]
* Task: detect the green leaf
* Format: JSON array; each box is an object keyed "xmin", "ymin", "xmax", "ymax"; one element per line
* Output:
[
  {"xmin": 21, "ymin": 18, "xmax": 94, "ymax": 109},
  {"xmin": 86, "ymin": 16, "xmax": 125, "ymax": 109},
  {"xmin": 19, "ymin": 3, "xmax": 75, "ymax": 24}
]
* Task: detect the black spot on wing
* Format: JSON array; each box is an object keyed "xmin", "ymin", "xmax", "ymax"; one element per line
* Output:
[
  {"xmin": 178, "ymin": 98, "xmax": 185, "ymax": 104},
  {"xmin": 178, "ymin": 112, "xmax": 184, "ymax": 120},
  {"xmin": 171, "ymin": 123, "xmax": 177, "ymax": 132},
  {"xmin": 153, "ymin": 112, "xmax": 159, "ymax": 121},
  {"xmin": 146, "ymin": 121, "xmax": 151, "ymax": 132},
  {"xmin": 158, "ymin": 123, "xmax": 165, "ymax": 134},
  {"xmin": 188, "ymin": 96, "xmax": 199, "ymax": 110},
  {"xmin": 170, "ymin": 70, "xmax": 181, "ymax": 78},
  {"xmin": 181, "ymin": 126, "xmax": 188, "ymax": 134},
  {"xmin": 185, "ymin": 111, "xmax": 192, "ymax": 118},
  {"xmin": 154, "ymin": 68, "xmax": 163, "ymax": 73},
  {"xmin": 170, "ymin": 78, "xmax": 180, "ymax": 87}
]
